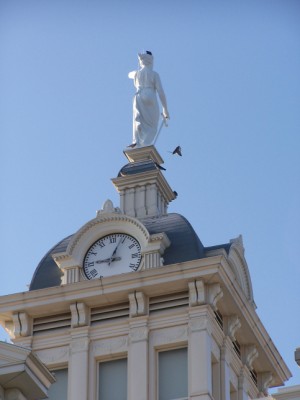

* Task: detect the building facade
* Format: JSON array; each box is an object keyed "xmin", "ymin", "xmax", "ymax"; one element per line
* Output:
[{"xmin": 0, "ymin": 146, "xmax": 291, "ymax": 399}]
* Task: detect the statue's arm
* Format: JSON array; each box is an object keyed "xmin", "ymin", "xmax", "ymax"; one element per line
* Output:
[
  {"xmin": 155, "ymin": 73, "xmax": 170, "ymax": 119},
  {"xmin": 128, "ymin": 71, "xmax": 137, "ymax": 79}
]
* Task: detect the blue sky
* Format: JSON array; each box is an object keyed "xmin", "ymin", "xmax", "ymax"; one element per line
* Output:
[{"xmin": 1, "ymin": 0, "xmax": 299, "ymax": 390}]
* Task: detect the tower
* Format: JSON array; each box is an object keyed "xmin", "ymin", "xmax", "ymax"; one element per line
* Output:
[{"xmin": 0, "ymin": 145, "xmax": 291, "ymax": 399}]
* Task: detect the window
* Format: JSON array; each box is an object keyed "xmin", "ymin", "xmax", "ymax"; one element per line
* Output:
[
  {"xmin": 98, "ymin": 358, "xmax": 127, "ymax": 400},
  {"xmin": 158, "ymin": 347, "xmax": 188, "ymax": 400},
  {"xmin": 48, "ymin": 368, "xmax": 68, "ymax": 399}
]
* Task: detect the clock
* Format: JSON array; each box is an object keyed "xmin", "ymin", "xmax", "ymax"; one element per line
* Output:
[{"xmin": 83, "ymin": 233, "xmax": 142, "ymax": 279}]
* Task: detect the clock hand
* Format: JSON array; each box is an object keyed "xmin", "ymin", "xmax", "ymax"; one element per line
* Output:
[
  {"xmin": 108, "ymin": 239, "xmax": 122, "ymax": 266},
  {"xmin": 95, "ymin": 257, "xmax": 121, "ymax": 264}
]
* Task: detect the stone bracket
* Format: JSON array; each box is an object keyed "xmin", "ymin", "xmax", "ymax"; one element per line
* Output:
[
  {"xmin": 12, "ymin": 312, "xmax": 31, "ymax": 338},
  {"xmin": 257, "ymin": 371, "xmax": 273, "ymax": 395},
  {"xmin": 129, "ymin": 291, "xmax": 148, "ymax": 317},
  {"xmin": 188, "ymin": 281, "xmax": 223, "ymax": 311},
  {"xmin": 226, "ymin": 315, "xmax": 241, "ymax": 341},
  {"xmin": 242, "ymin": 344, "xmax": 259, "ymax": 369},
  {"xmin": 189, "ymin": 280, "xmax": 205, "ymax": 306},
  {"xmin": 207, "ymin": 283, "xmax": 223, "ymax": 310},
  {"xmin": 70, "ymin": 302, "xmax": 89, "ymax": 327}
]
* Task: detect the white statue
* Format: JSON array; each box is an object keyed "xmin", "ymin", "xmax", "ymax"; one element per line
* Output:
[{"xmin": 128, "ymin": 51, "xmax": 169, "ymax": 148}]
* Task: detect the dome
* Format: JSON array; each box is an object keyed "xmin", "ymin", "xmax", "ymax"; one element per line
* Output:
[
  {"xmin": 118, "ymin": 159, "xmax": 159, "ymax": 177},
  {"xmin": 29, "ymin": 213, "xmax": 205, "ymax": 291},
  {"xmin": 29, "ymin": 236, "xmax": 72, "ymax": 291}
]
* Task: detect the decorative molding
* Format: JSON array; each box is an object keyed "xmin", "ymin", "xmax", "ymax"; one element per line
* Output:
[
  {"xmin": 70, "ymin": 337, "xmax": 90, "ymax": 355},
  {"xmin": 64, "ymin": 266, "xmax": 80, "ymax": 284},
  {"xmin": 228, "ymin": 235, "xmax": 255, "ymax": 306},
  {"xmin": 129, "ymin": 327, "xmax": 148, "ymax": 343},
  {"xmin": 230, "ymin": 234, "xmax": 244, "ymax": 250},
  {"xmin": 152, "ymin": 325, "xmax": 188, "ymax": 346},
  {"xmin": 243, "ymin": 344, "xmax": 258, "ymax": 369},
  {"xmin": 70, "ymin": 302, "xmax": 89, "ymax": 327},
  {"xmin": 36, "ymin": 346, "xmax": 69, "ymax": 365},
  {"xmin": 123, "ymin": 145, "xmax": 164, "ymax": 164},
  {"xmin": 189, "ymin": 280, "xmax": 205, "ymax": 306},
  {"xmin": 68, "ymin": 214, "xmax": 150, "ymax": 255},
  {"xmin": 143, "ymin": 252, "xmax": 161, "ymax": 269},
  {"xmin": 96, "ymin": 199, "xmax": 121, "ymax": 216},
  {"xmin": 12, "ymin": 337, "xmax": 32, "ymax": 349},
  {"xmin": 129, "ymin": 292, "xmax": 148, "ymax": 317},
  {"xmin": 227, "ymin": 315, "xmax": 241, "ymax": 341},
  {"xmin": 148, "ymin": 232, "xmax": 170, "ymax": 249},
  {"xmin": 91, "ymin": 336, "xmax": 128, "ymax": 356},
  {"xmin": 12, "ymin": 312, "xmax": 31, "ymax": 338},
  {"xmin": 189, "ymin": 316, "xmax": 208, "ymax": 332},
  {"xmin": 207, "ymin": 283, "xmax": 223, "ymax": 310},
  {"xmin": 142, "ymin": 232, "xmax": 170, "ymax": 268}
]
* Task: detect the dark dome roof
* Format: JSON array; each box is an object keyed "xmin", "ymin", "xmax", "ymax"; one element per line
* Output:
[
  {"xmin": 29, "ymin": 236, "xmax": 72, "ymax": 291},
  {"xmin": 29, "ymin": 213, "xmax": 205, "ymax": 291},
  {"xmin": 141, "ymin": 213, "xmax": 205, "ymax": 265},
  {"xmin": 118, "ymin": 160, "xmax": 158, "ymax": 177}
]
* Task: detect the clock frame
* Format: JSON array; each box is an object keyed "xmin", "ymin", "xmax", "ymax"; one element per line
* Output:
[{"xmin": 83, "ymin": 233, "xmax": 142, "ymax": 280}]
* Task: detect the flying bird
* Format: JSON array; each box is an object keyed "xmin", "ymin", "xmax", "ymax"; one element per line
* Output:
[
  {"xmin": 155, "ymin": 162, "xmax": 166, "ymax": 171},
  {"xmin": 169, "ymin": 146, "xmax": 182, "ymax": 156},
  {"xmin": 127, "ymin": 143, "xmax": 137, "ymax": 148}
]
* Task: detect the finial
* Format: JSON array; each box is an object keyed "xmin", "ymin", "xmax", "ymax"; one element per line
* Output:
[{"xmin": 96, "ymin": 199, "xmax": 121, "ymax": 216}]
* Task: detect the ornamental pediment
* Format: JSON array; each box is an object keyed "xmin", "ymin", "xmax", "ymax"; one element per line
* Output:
[{"xmin": 52, "ymin": 203, "xmax": 170, "ymax": 284}]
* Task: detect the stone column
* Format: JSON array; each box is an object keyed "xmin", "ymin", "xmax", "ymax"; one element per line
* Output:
[
  {"xmin": 128, "ymin": 292, "xmax": 148, "ymax": 400},
  {"xmin": 188, "ymin": 307, "xmax": 213, "ymax": 400},
  {"xmin": 68, "ymin": 327, "xmax": 89, "ymax": 400}
]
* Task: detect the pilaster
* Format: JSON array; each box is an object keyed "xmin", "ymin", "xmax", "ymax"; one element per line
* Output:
[
  {"xmin": 68, "ymin": 326, "xmax": 90, "ymax": 400},
  {"xmin": 188, "ymin": 307, "xmax": 213, "ymax": 400},
  {"xmin": 238, "ymin": 368, "xmax": 250, "ymax": 400},
  {"xmin": 128, "ymin": 316, "xmax": 149, "ymax": 400},
  {"xmin": 112, "ymin": 146, "xmax": 175, "ymax": 218},
  {"xmin": 220, "ymin": 337, "xmax": 232, "ymax": 400}
]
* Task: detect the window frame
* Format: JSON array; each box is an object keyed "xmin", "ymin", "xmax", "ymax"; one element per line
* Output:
[
  {"xmin": 97, "ymin": 355, "xmax": 128, "ymax": 400},
  {"xmin": 156, "ymin": 345, "xmax": 188, "ymax": 400}
]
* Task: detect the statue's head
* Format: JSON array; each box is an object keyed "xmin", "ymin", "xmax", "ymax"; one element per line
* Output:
[{"xmin": 138, "ymin": 51, "xmax": 153, "ymax": 68}]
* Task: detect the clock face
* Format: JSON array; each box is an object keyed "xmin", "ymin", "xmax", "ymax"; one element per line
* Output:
[{"xmin": 83, "ymin": 233, "xmax": 142, "ymax": 280}]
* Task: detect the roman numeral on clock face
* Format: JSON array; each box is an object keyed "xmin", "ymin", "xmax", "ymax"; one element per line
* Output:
[
  {"xmin": 129, "ymin": 263, "xmax": 138, "ymax": 271},
  {"xmin": 90, "ymin": 269, "xmax": 98, "ymax": 278}
]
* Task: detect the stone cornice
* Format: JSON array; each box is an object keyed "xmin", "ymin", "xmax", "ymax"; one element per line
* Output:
[
  {"xmin": 216, "ymin": 257, "xmax": 292, "ymax": 385},
  {"xmin": 112, "ymin": 169, "xmax": 175, "ymax": 203},
  {"xmin": 0, "ymin": 255, "xmax": 292, "ymax": 385}
]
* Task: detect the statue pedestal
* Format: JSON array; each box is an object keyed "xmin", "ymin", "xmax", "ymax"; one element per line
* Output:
[
  {"xmin": 124, "ymin": 145, "xmax": 164, "ymax": 165},
  {"xmin": 114, "ymin": 145, "xmax": 175, "ymax": 218}
]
